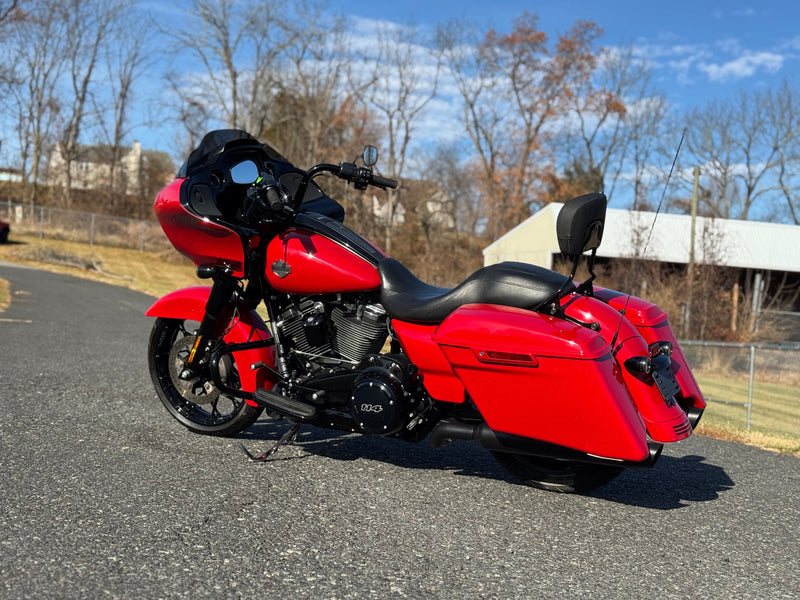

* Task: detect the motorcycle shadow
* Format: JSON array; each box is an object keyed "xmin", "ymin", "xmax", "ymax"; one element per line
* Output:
[
  {"xmin": 592, "ymin": 453, "xmax": 735, "ymax": 509},
  {"xmin": 238, "ymin": 420, "xmax": 734, "ymax": 510},
  {"xmin": 237, "ymin": 418, "xmax": 515, "ymax": 483}
]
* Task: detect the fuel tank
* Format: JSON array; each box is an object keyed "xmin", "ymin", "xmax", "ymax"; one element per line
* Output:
[{"xmin": 265, "ymin": 227, "xmax": 381, "ymax": 294}]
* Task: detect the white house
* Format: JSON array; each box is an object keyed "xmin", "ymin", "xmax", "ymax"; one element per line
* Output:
[{"xmin": 47, "ymin": 141, "xmax": 174, "ymax": 196}]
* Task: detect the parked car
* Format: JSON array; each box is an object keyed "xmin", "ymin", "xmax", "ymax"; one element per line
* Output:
[{"xmin": 0, "ymin": 219, "xmax": 9, "ymax": 243}]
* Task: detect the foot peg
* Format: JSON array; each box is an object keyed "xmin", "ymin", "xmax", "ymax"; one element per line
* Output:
[{"xmin": 253, "ymin": 388, "xmax": 316, "ymax": 421}]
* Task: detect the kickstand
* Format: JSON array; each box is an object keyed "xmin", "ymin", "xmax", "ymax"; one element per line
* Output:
[{"xmin": 239, "ymin": 423, "xmax": 301, "ymax": 462}]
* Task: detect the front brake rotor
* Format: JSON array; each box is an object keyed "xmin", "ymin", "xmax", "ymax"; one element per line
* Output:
[{"xmin": 168, "ymin": 335, "xmax": 220, "ymax": 405}]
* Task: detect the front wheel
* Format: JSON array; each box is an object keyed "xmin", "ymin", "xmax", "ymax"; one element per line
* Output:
[
  {"xmin": 491, "ymin": 451, "xmax": 623, "ymax": 493},
  {"xmin": 148, "ymin": 317, "xmax": 263, "ymax": 436}
]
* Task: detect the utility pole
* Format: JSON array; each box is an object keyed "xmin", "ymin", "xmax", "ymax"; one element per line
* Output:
[{"xmin": 685, "ymin": 166, "xmax": 699, "ymax": 338}]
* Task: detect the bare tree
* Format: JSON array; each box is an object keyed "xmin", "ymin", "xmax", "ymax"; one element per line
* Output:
[
  {"xmin": 166, "ymin": 0, "xmax": 294, "ymax": 147},
  {"xmin": 426, "ymin": 141, "xmax": 484, "ymax": 235},
  {"xmin": 684, "ymin": 84, "xmax": 800, "ymax": 220},
  {"xmin": 0, "ymin": 0, "xmax": 18, "ymax": 22},
  {"xmin": 2, "ymin": 0, "xmax": 71, "ymax": 205},
  {"xmin": 351, "ymin": 22, "xmax": 441, "ymax": 254},
  {"xmin": 769, "ymin": 82, "xmax": 800, "ymax": 224},
  {"xmin": 95, "ymin": 3, "xmax": 153, "ymax": 214},
  {"xmin": 437, "ymin": 19, "xmax": 509, "ymax": 239},
  {"xmin": 554, "ymin": 43, "xmax": 671, "ymax": 208},
  {"xmin": 440, "ymin": 14, "xmax": 605, "ymax": 239},
  {"xmin": 259, "ymin": 1, "xmax": 353, "ymax": 164},
  {"xmin": 54, "ymin": 0, "xmax": 136, "ymax": 207}
]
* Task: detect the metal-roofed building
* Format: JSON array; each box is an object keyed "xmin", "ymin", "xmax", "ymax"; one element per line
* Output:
[
  {"xmin": 483, "ymin": 203, "xmax": 800, "ymax": 337},
  {"xmin": 484, "ymin": 203, "xmax": 800, "ymax": 274}
]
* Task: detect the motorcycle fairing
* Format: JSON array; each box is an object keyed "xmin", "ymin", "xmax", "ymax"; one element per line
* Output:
[
  {"xmin": 154, "ymin": 179, "xmax": 250, "ymax": 277},
  {"xmin": 145, "ymin": 286, "xmax": 277, "ymax": 400}
]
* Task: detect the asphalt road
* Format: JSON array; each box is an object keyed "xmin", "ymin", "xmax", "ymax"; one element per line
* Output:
[{"xmin": 0, "ymin": 262, "xmax": 798, "ymax": 600}]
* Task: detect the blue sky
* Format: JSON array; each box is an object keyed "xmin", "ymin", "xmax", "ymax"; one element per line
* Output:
[
  {"xmin": 326, "ymin": 0, "xmax": 800, "ymax": 111},
  {"xmin": 128, "ymin": 0, "xmax": 800, "ymax": 163},
  {"xmin": 16, "ymin": 0, "xmax": 792, "ymax": 175}
]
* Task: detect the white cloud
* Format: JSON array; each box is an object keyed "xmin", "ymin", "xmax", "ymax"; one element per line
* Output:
[{"xmin": 698, "ymin": 51, "xmax": 784, "ymax": 82}]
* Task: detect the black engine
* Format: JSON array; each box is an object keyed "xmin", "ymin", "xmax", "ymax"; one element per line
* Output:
[
  {"xmin": 278, "ymin": 297, "xmax": 388, "ymax": 365},
  {"xmin": 274, "ymin": 296, "xmax": 430, "ymax": 436}
]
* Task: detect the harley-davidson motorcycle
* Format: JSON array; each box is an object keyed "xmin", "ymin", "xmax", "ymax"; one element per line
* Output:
[{"xmin": 147, "ymin": 129, "xmax": 705, "ymax": 493}]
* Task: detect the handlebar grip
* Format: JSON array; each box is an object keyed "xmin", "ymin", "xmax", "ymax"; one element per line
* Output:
[{"xmin": 371, "ymin": 174, "xmax": 398, "ymax": 189}]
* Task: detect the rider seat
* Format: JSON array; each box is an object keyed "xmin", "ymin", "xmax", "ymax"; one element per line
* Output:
[{"xmin": 379, "ymin": 258, "xmax": 571, "ymax": 324}]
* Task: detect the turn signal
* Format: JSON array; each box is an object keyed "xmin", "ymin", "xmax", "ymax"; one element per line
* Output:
[
  {"xmin": 624, "ymin": 356, "xmax": 651, "ymax": 374},
  {"xmin": 649, "ymin": 341, "xmax": 673, "ymax": 357}
]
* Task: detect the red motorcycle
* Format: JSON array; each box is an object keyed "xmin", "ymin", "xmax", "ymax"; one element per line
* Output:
[{"xmin": 147, "ymin": 129, "xmax": 705, "ymax": 493}]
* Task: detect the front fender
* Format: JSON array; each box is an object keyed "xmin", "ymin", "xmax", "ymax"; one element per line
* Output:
[
  {"xmin": 145, "ymin": 286, "xmax": 215, "ymax": 321},
  {"xmin": 147, "ymin": 287, "xmax": 277, "ymax": 398}
]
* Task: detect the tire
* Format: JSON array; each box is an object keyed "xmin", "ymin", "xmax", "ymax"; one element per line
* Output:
[
  {"xmin": 0, "ymin": 228, "xmax": 8, "ymax": 243},
  {"xmin": 148, "ymin": 317, "xmax": 263, "ymax": 436},
  {"xmin": 491, "ymin": 451, "xmax": 623, "ymax": 493}
]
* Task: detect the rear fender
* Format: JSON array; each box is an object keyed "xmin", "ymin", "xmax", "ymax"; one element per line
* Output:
[
  {"xmin": 146, "ymin": 287, "xmax": 277, "ymax": 399},
  {"xmin": 563, "ymin": 294, "xmax": 694, "ymax": 441},
  {"xmin": 593, "ymin": 287, "xmax": 706, "ymax": 415}
]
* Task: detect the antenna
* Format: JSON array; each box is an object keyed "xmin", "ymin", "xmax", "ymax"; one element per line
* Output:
[{"xmin": 609, "ymin": 129, "xmax": 686, "ymax": 350}]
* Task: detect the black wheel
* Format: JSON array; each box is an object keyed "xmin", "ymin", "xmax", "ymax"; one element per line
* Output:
[
  {"xmin": 491, "ymin": 451, "xmax": 623, "ymax": 493},
  {"xmin": 0, "ymin": 227, "xmax": 8, "ymax": 243},
  {"xmin": 148, "ymin": 317, "xmax": 262, "ymax": 436}
]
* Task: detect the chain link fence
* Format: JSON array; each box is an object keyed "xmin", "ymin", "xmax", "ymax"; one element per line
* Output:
[
  {"xmin": 2, "ymin": 200, "xmax": 173, "ymax": 253},
  {"xmin": 680, "ymin": 340, "xmax": 800, "ymax": 435}
]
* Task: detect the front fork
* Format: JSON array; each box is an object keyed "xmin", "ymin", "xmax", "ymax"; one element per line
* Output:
[{"xmin": 180, "ymin": 270, "xmax": 239, "ymax": 381}]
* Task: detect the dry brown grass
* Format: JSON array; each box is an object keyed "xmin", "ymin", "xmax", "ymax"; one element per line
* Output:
[
  {"xmin": 0, "ymin": 234, "xmax": 204, "ymax": 299},
  {"xmin": 0, "ymin": 276, "xmax": 9, "ymax": 311}
]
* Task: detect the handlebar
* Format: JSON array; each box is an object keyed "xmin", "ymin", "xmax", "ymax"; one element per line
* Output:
[
  {"xmin": 293, "ymin": 162, "xmax": 397, "ymax": 210},
  {"xmin": 241, "ymin": 173, "xmax": 292, "ymax": 222},
  {"xmin": 369, "ymin": 173, "xmax": 399, "ymax": 189}
]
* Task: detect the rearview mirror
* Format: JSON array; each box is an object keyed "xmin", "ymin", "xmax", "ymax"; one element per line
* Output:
[
  {"xmin": 362, "ymin": 146, "xmax": 378, "ymax": 167},
  {"xmin": 231, "ymin": 160, "xmax": 259, "ymax": 184}
]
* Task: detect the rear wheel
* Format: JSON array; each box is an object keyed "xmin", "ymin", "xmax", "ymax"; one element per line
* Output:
[
  {"xmin": 148, "ymin": 317, "xmax": 262, "ymax": 436},
  {"xmin": 491, "ymin": 451, "xmax": 623, "ymax": 493}
]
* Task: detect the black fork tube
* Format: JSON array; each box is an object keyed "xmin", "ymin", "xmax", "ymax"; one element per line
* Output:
[{"xmin": 181, "ymin": 274, "xmax": 238, "ymax": 376}]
